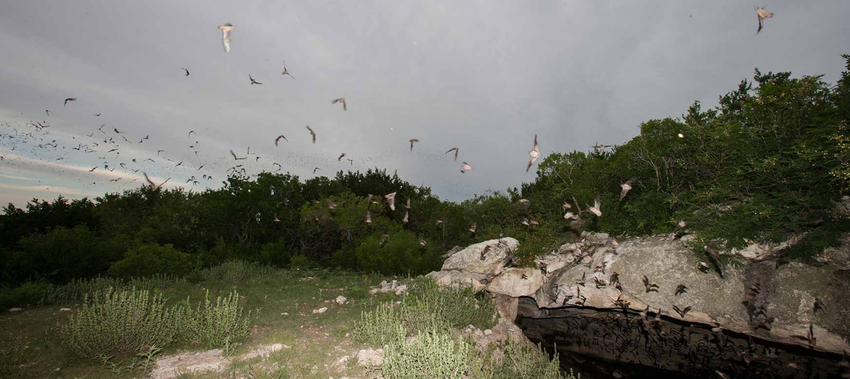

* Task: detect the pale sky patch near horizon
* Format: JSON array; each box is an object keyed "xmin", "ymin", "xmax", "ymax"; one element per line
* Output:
[{"xmin": 1, "ymin": 1, "xmax": 848, "ymax": 209}]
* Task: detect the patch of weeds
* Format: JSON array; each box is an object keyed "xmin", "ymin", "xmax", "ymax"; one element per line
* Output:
[
  {"xmin": 200, "ymin": 260, "xmax": 281, "ymax": 282},
  {"xmin": 176, "ymin": 290, "xmax": 253, "ymax": 349},
  {"xmin": 58, "ymin": 287, "xmax": 177, "ymax": 358},
  {"xmin": 355, "ymin": 278, "xmax": 496, "ymax": 346},
  {"xmin": 407, "ymin": 278, "xmax": 497, "ymax": 330},
  {"xmin": 382, "ymin": 330, "xmax": 473, "ymax": 379},
  {"xmin": 247, "ymin": 364, "xmax": 291, "ymax": 379},
  {"xmin": 347, "ymin": 285, "xmax": 369, "ymax": 300},
  {"xmin": 487, "ymin": 341, "xmax": 570, "ymax": 379},
  {"xmin": 41, "ymin": 274, "xmax": 182, "ymax": 305},
  {"xmin": 96, "ymin": 345, "xmax": 162, "ymax": 374},
  {"xmin": 354, "ymin": 302, "xmax": 406, "ymax": 346},
  {"xmin": 0, "ymin": 335, "xmax": 35, "ymax": 377}
]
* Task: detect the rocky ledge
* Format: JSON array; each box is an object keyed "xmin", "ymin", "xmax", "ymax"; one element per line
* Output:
[{"xmin": 427, "ymin": 232, "xmax": 850, "ymax": 378}]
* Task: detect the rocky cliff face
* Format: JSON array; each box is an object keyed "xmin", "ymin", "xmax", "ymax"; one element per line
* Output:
[{"xmin": 427, "ymin": 232, "xmax": 850, "ymax": 378}]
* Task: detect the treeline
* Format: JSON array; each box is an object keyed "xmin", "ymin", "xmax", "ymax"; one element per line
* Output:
[{"xmin": 2, "ymin": 55, "xmax": 849, "ymax": 288}]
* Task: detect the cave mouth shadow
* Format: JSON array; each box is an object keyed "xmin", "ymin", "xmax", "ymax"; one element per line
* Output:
[{"xmin": 515, "ymin": 297, "xmax": 846, "ymax": 379}]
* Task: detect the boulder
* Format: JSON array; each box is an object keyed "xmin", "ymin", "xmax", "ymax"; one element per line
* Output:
[
  {"xmin": 532, "ymin": 234, "xmax": 850, "ymax": 355},
  {"xmin": 425, "ymin": 270, "xmax": 486, "ymax": 292},
  {"xmin": 534, "ymin": 250, "xmax": 577, "ymax": 276},
  {"xmin": 493, "ymin": 294, "xmax": 519, "ymax": 321},
  {"xmin": 440, "ymin": 238, "xmax": 518, "ymax": 277},
  {"xmin": 486, "ymin": 267, "xmax": 543, "ymax": 297},
  {"xmin": 442, "ymin": 245, "xmax": 464, "ymax": 259}
]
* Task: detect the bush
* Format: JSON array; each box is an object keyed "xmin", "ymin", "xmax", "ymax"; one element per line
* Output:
[
  {"xmin": 487, "ymin": 340, "xmax": 568, "ymax": 379},
  {"xmin": 406, "ymin": 278, "xmax": 496, "ymax": 330},
  {"xmin": 354, "ymin": 302, "xmax": 407, "ymax": 346},
  {"xmin": 107, "ymin": 243, "xmax": 195, "ymax": 278},
  {"xmin": 0, "ymin": 281, "xmax": 52, "ymax": 309},
  {"xmin": 58, "ymin": 287, "xmax": 176, "ymax": 358},
  {"xmin": 258, "ymin": 241, "xmax": 291, "ymax": 267},
  {"xmin": 175, "ymin": 290, "xmax": 252, "ymax": 349},
  {"xmin": 7, "ymin": 225, "xmax": 116, "ymax": 284},
  {"xmin": 382, "ymin": 331, "xmax": 473, "ymax": 379},
  {"xmin": 289, "ymin": 254, "xmax": 310, "ymax": 270},
  {"xmin": 199, "ymin": 260, "xmax": 281, "ymax": 282},
  {"xmin": 355, "ymin": 278, "xmax": 496, "ymax": 345},
  {"xmin": 355, "ymin": 228, "xmax": 441, "ymax": 275},
  {"xmin": 0, "ymin": 336, "xmax": 33, "ymax": 377}
]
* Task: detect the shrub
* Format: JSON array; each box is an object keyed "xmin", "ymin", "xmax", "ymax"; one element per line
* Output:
[
  {"xmin": 198, "ymin": 260, "xmax": 280, "ymax": 282},
  {"xmin": 488, "ymin": 340, "xmax": 568, "ymax": 379},
  {"xmin": 9, "ymin": 225, "xmax": 115, "ymax": 284},
  {"xmin": 354, "ymin": 302, "xmax": 407, "ymax": 346},
  {"xmin": 0, "ymin": 335, "xmax": 33, "ymax": 377},
  {"xmin": 107, "ymin": 243, "xmax": 195, "ymax": 278},
  {"xmin": 355, "ymin": 228, "xmax": 441, "ymax": 275},
  {"xmin": 382, "ymin": 331, "xmax": 473, "ymax": 379},
  {"xmin": 289, "ymin": 254, "xmax": 310, "ymax": 270},
  {"xmin": 58, "ymin": 287, "xmax": 177, "ymax": 358},
  {"xmin": 258, "ymin": 241, "xmax": 291, "ymax": 267},
  {"xmin": 0, "ymin": 281, "xmax": 52, "ymax": 309},
  {"xmin": 175, "ymin": 290, "xmax": 252, "ymax": 349},
  {"xmin": 355, "ymin": 278, "xmax": 496, "ymax": 345},
  {"xmin": 406, "ymin": 278, "xmax": 496, "ymax": 330}
]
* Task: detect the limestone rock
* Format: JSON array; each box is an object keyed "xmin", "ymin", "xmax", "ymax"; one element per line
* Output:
[
  {"xmin": 369, "ymin": 280, "xmax": 408, "ymax": 295},
  {"xmin": 581, "ymin": 231, "xmax": 609, "ymax": 245},
  {"xmin": 440, "ymin": 238, "xmax": 518, "ymax": 277},
  {"xmin": 532, "ymin": 234, "xmax": 850, "ymax": 355},
  {"xmin": 312, "ymin": 307, "xmax": 328, "ymax": 314},
  {"xmin": 442, "ymin": 245, "xmax": 464, "ymax": 259},
  {"xmin": 425, "ymin": 270, "xmax": 486, "ymax": 292},
  {"xmin": 493, "ymin": 294, "xmax": 518, "ymax": 321},
  {"xmin": 335, "ymin": 296, "xmax": 347, "ymax": 305},
  {"xmin": 355, "ymin": 348, "xmax": 383, "ymax": 367},
  {"xmin": 535, "ymin": 251, "xmax": 576, "ymax": 276},
  {"xmin": 486, "ymin": 267, "xmax": 543, "ymax": 297}
]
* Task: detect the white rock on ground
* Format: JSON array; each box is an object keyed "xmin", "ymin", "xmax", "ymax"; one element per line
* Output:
[
  {"xmin": 355, "ymin": 348, "xmax": 383, "ymax": 367},
  {"xmin": 335, "ymin": 295, "xmax": 347, "ymax": 305},
  {"xmin": 313, "ymin": 307, "xmax": 328, "ymax": 314}
]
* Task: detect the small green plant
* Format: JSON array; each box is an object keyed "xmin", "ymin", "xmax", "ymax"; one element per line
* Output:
[
  {"xmin": 407, "ymin": 278, "xmax": 497, "ymax": 330},
  {"xmin": 0, "ymin": 336, "xmax": 34, "ymax": 377},
  {"xmin": 58, "ymin": 287, "xmax": 177, "ymax": 358},
  {"xmin": 489, "ymin": 341, "xmax": 568, "ymax": 379},
  {"xmin": 199, "ymin": 260, "xmax": 281, "ymax": 282},
  {"xmin": 41, "ymin": 274, "xmax": 182, "ymax": 305},
  {"xmin": 354, "ymin": 301, "xmax": 407, "ymax": 346},
  {"xmin": 382, "ymin": 330, "xmax": 473, "ymax": 379},
  {"xmin": 289, "ymin": 254, "xmax": 310, "ymax": 270},
  {"xmin": 176, "ymin": 290, "xmax": 252, "ymax": 349}
]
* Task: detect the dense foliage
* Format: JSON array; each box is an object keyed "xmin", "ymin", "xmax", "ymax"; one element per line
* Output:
[{"xmin": 2, "ymin": 55, "xmax": 849, "ymax": 287}]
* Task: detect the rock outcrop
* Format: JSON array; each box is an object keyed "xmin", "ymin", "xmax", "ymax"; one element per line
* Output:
[
  {"xmin": 427, "ymin": 232, "xmax": 850, "ymax": 378},
  {"xmin": 426, "ymin": 238, "xmax": 518, "ymax": 291}
]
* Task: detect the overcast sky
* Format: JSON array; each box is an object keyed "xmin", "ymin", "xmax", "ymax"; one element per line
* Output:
[{"xmin": 1, "ymin": 0, "xmax": 848, "ymax": 208}]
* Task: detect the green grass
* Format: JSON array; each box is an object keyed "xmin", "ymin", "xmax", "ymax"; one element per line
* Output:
[
  {"xmin": 0, "ymin": 263, "xmax": 394, "ymax": 378},
  {"xmin": 0, "ymin": 262, "xmax": 569, "ymax": 379}
]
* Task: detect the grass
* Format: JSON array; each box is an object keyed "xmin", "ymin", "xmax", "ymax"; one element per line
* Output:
[
  {"xmin": 0, "ymin": 261, "xmax": 570, "ymax": 378},
  {"xmin": 0, "ymin": 263, "xmax": 395, "ymax": 378}
]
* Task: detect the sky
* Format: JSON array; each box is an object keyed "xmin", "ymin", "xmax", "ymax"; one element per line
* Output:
[{"xmin": 1, "ymin": 1, "xmax": 848, "ymax": 208}]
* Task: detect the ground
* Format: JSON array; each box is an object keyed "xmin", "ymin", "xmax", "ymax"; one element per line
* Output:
[{"xmin": 0, "ymin": 268, "xmax": 399, "ymax": 379}]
